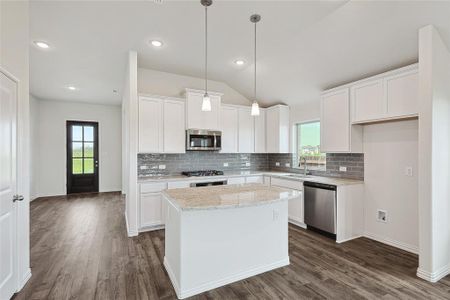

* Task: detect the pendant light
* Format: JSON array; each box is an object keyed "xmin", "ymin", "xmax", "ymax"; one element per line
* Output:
[
  {"xmin": 250, "ymin": 14, "xmax": 261, "ymax": 116},
  {"xmin": 201, "ymin": 0, "xmax": 212, "ymax": 111}
]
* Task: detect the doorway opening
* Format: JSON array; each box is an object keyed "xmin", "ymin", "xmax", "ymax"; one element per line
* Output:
[{"xmin": 66, "ymin": 121, "xmax": 99, "ymax": 194}]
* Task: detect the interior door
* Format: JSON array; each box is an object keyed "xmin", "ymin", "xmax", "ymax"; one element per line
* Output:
[
  {"xmin": 66, "ymin": 121, "xmax": 99, "ymax": 194},
  {"xmin": 0, "ymin": 71, "xmax": 18, "ymax": 299}
]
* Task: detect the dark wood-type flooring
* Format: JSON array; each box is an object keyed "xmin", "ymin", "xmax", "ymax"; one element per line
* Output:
[{"xmin": 14, "ymin": 192, "xmax": 450, "ymax": 299}]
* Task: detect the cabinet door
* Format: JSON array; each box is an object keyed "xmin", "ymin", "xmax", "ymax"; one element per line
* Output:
[
  {"xmin": 321, "ymin": 89, "xmax": 351, "ymax": 152},
  {"xmin": 139, "ymin": 97, "xmax": 163, "ymax": 153},
  {"xmin": 220, "ymin": 106, "xmax": 238, "ymax": 153},
  {"xmin": 186, "ymin": 92, "xmax": 220, "ymax": 130},
  {"xmin": 265, "ymin": 108, "xmax": 279, "ymax": 153},
  {"xmin": 351, "ymin": 79, "xmax": 385, "ymax": 123},
  {"xmin": 140, "ymin": 192, "xmax": 163, "ymax": 228},
  {"xmin": 254, "ymin": 109, "xmax": 266, "ymax": 153},
  {"xmin": 288, "ymin": 192, "xmax": 304, "ymax": 224},
  {"xmin": 385, "ymin": 71, "xmax": 418, "ymax": 118},
  {"xmin": 164, "ymin": 100, "xmax": 185, "ymax": 153},
  {"xmin": 238, "ymin": 108, "xmax": 255, "ymax": 153}
]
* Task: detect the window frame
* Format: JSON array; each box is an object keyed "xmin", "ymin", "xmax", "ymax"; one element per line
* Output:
[{"xmin": 292, "ymin": 120, "xmax": 326, "ymax": 171}]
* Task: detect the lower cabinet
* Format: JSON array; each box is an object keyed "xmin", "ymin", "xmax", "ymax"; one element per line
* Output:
[
  {"xmin": 270, "ymin": 177, "xmax": 305, "ymax": 227},
  {"xmin": 245, "ymin": 176, "xmax": 263, "ymax": 184},
  {"xmin": 139, "ymin": 182, "xmax": 167, "ymax": 231},
  {"xmin": 227, "ymin": 177, "xmax": 246, "ymax": 185}
]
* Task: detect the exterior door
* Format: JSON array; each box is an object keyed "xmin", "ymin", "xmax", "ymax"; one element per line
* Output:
[
  {"xmin": 66, "ymin": 121, "xmax": 99, "ymax": 194},
  {"xmin": 0, "ymin": 70, "xmax": 18, "ymax": 299}
]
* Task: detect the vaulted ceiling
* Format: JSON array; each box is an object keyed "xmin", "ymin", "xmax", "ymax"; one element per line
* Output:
[{"xmin": 30, "ymin": 1, "xmax": 450, "ymax": 106}]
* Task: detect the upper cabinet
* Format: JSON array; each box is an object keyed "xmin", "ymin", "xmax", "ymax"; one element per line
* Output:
[
  {"xmin": 220, "ymin": 105, "xmax": 239, "ymax": 153},
  {"xmin": 138, "ymin": 96, "xmax": 185, "ymax": 154},
  {"xmin": 350, "ymin": 65, "xmax": 418, "ymax": 124},
  {"xmin": 254, "ymin": 108, "xmax": 266, "ymax": 153},
  {"xmin": 185, "ymin": 89, "xmax": 222, "ymax": 131},
  {"xmin": 266, "ymin": 105, "xmax": 290, "ymax": 153},
  {"xmin": 238, "ymin": 107, "xmax": 255, "ymax": 153},
  {"xmin": 321, "ymin": 89, "xmax": 363, "ymax": 153}
]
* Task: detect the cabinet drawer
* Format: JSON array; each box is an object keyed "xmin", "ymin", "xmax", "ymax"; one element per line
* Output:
[
  {"xmin": 227, "ymin": 177, "xmax": 246, "ymax": 185},
  {"xmin": 245, "ymin": 176, "xmax": 263, "ymax": 184},
  {"xmin": 271, "ymin": 177, "xmax": 303, "ymax": 191},
  {"xmin": 167, "ymin": 181, "xmax": 190, "ymax": 189},
  {"xmin": 140, "ymin": 182, "xmax": 167, "ymax": 193}
]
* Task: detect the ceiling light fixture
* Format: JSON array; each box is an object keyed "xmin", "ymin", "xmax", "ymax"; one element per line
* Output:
[
  {"xmin": 250, "ymin": 14, "xmax": 261, "ymax": 116},
  {"xmin": 34, "ymin": 41, "xmax": 50, "ymax": 49},
  {"xmin": 234, "ymin": 60, "xmax": 245, "ymax": 66},
  {"xmin": 150, "ymin": 40, "xmax": 163, "ymax": 47},
  {"xmin": 66, "ymin": 86, "xmax": 77, "ymax": 91},
  {"xmin": 201, "ymin": 0, "xmax": 212, "ymax": 112}
]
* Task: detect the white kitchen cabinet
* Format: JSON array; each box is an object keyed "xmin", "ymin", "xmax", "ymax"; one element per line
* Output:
[
  {"xmin": 163, "ymin": 99, "xmax": 186, "ymax": 153},
  {"xmin": 321, "ymin": 89, "xmax": 362, "ymax": 153},
  {"xmin": 385, "ymin": 70, "xmax": 418, "ymax": 118},
  {"xmin": 254, "ymin": 109, "xmax": 266, "ymax": 153},
  {"xmin": 185, "ymin": 89, "xmax": 222, "ymax": 131},
  {"xmin": 139, "ymin": 182, "xmax": 167, "ymax": 230},
  {"xmin": 270, "ymin": 177, "xmax": 304, "ymax": 227},
  {"xmin": 139, "ymin": 97, "xmax": 163, "ymax": 153},
  {"xmin": 351, "ymin": 79, "xmax": 385, "ymax": 123},
  {"xmin": 220, "ymin": 105, "xmax": 238, "ymax": 153},
  {"xmin": 227, "ymin": 177, "xmax": 246, "ymax": 185},
  {"xmin": 245, "ymin": 176, "xmax": 263, "ymax": 184},
  {"xmin": 167, "ymin": 181, "xmax": 191, "ymax": 189},
  {"xmin": 238, "ymin": 107, "xmax": 255, "ymax": 153},
  {"xmin": 266, "ymin": 105, "xmax": 290, "ymax": 153}
]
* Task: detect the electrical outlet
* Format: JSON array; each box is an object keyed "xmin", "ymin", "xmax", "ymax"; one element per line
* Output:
[
  {"xmin": 377, "ymin": 210, "xmax": 387, "ymax": 223},
  {"xmin": 140, "ymin": 165, "xmax": 149, "ymax": 170},
  {"xmin": 245, "ymin": 162, "xmax": 251, "ymax": 167},
  {"xmin": 158, "ymin": 164, "xmax": 166, "ymax": 170},
  {"xmin": 223, "ymin": 162, "xmax": 229, "ymax": 167},
  {"xmin": 285, "ymin": 163, "xmax": 291, "ymax": 167},
  {"xmin": 339, "ymin": 166, "xmax": 347, "ymax": 172},
  {"xmin": 273, "ymin": 209, "xmax": 279, "ymax": 221},
  {"xmin": 275, "ymin": 162, "xmax": 280, "ymax": 167},
  {"xmin": 405, "ymin": 167, "xmax": 413, "ymax": 177}
]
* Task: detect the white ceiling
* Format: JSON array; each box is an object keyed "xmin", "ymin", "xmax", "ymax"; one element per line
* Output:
[{"xmin": 30, "ymin": 0, "xmax": 450, "ymax": 106}]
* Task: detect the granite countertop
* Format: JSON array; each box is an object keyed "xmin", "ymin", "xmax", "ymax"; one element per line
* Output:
[
  {"xmin": 138, "ymin": 170, "xmax": 363, "ymax": 186},
  {"xmin": 162, "ymin": 183, "xmax": 299, "ymax": 211}
]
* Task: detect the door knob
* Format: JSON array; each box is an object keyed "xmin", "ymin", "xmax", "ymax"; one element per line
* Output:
[{"xmin": 13, "ymin": 194, "xmax": 24, "ymax": 202}]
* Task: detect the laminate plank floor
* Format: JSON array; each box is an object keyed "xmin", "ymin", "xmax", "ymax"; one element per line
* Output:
[{"xmin": 13, "ymin": 192, "xmax": 450, "ymax": 300}]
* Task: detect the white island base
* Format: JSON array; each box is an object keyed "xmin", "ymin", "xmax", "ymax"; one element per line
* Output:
[{"xmin": 162, "ymin": 184, "xmax": 292, "ymax": 299}]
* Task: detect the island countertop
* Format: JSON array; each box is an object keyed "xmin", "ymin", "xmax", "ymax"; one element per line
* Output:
[{"xmin": 162, "ymin": 183, "xmax": 300, "ymax": 211}]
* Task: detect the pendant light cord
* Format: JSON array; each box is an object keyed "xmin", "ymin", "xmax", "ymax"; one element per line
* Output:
[
  {"xmin": 254, "ymin": 20, "xmax": 257, "ymax": 101},
  {"xmin": 205, "ymin": 5, "xmax": 208, "ymax": 94}
]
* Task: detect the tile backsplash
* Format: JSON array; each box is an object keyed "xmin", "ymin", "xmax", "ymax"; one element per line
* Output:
[{"xmin": 138, "ymin": 152, "xmax": 364, "ymax": 180}]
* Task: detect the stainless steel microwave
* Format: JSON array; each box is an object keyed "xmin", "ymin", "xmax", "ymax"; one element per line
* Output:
[{"xmin": 186, "ymin": 129, "xmax": 222, "ymax": 151}]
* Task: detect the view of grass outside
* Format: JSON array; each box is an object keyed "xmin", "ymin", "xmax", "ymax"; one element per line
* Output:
[
  {"xmin": 71, "ymin": 125, "xmax": 95, "ymax": 174},
  {"xmin": 296, "ymin": 122, "xmax": 326, "ymax": 171}
]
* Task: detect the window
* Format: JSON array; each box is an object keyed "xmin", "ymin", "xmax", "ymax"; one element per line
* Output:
[
  {"xmin": 71, "ymin": 125, "xmax": 95, "ymax": 174},
  {"xmin": 295, "ymin": 121, "xmax": 326, "ymax": 171}
]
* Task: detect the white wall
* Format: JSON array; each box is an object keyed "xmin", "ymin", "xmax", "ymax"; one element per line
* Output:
[
  {"xmin": 30, "ymin": 94, "xmax": 40, "ymax": 200},
  {"xmin": 363, "ymin": 120, "xmax": 419, "ymax": 253},
  {"xmin": 33, "ymin": 99, "xmax": 122, "ymax": 197},
  {"xmin": 138, "ymin": 68, "xmax": 251, "ymax": 106},
  {"xmin": 417, "ymin": 25, "xmax": 450, "ymax": 282},
  {"xmin": 1, "ymin": 0, "xmax": 31, "ymax": 290},
  {"xmin": 289, "ymin": 100, "xmax": 320, "ymax": 152}
]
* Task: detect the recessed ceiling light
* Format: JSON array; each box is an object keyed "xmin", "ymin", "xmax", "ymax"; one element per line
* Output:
[
  {"xmin": 66, "ymin": 86, "xmax": 77, "ymax": 91},
  {"xmin": 34, "ymin": 41, "xmax": 50, "ymax": 49},
  {"xmin": 234, "ymin": 60, "xmax": 245, "ymax": 66},
  {"xmin": 150, "ymin": 40, "xmax": 163, "ymax": 47}
]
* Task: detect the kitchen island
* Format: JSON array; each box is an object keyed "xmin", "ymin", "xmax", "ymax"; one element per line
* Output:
[{"xmin": 162, "ymin": 183, "xmax": 299, "ymax": 299}]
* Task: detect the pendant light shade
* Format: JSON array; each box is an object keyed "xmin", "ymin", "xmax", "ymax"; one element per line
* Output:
[
  {"xmin": 250, "ymin": 14, "xmax": 261, "ymax": 116},
  {"xmin": 201, "ymin": 0, "xmax": 212, "ymax": 111}
]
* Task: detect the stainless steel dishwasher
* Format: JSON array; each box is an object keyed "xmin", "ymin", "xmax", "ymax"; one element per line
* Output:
[{"xmin": 303, "ymin": 181, "xmax": 337, "ymax": 238}]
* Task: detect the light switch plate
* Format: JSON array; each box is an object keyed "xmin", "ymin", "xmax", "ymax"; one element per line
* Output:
[
  {"xmin": 158, "ymin": 164, "xmax": 166, "ymax": 170},
  {"xmin": 223, "ymin": 162, "xmax": 229, "ymax": 167},
  {"xmin": 339, "ymin": 166, "xmax": 347, "ymax": 172},
  {"xmin": 140, "ymin": 165, "xmax": 149, "ymax": 170},
  {"xmin": 285, "ymin": 163, "xmax": 291, "ymax": 167},
  {"xmin": 245, "ymin": 162, "xmax": 251, "ymax": 167},
  {"xmin": 405, "ymin": 167, "xmax": 413, "ymax": 177},
  {"xmin": 275, "ymin": 162, "xmax": 280, "ymax": 166}
]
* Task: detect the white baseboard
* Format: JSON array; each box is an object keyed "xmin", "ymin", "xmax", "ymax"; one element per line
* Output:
[
  {"xmin": 417, "ymin": 264, "xmax": 450, "ymax": 282},
  {"xmin": 289, "ymin": 219, "xmax": 306, "ymax": 229},
  {"xmin": 16, "ymin": 268, "xmax": 32, "ymax": 291},
  {"xmin": 139, "ymin": 224, "xmax": 165, "ymax": 233},
  {"xmin": 164, "ymin": 257, "xmax": 289, "ymax": 299},
  {"xmin": 364, "ymin": 232, "xmax": 418, "ymax": 254},
  {"xmin": 125, "ymin": 213, "xmax": 138, "ymax": 237},
  {"xmin": 336, "ymin": 235, "xmax": 363, "ymax": 244}
]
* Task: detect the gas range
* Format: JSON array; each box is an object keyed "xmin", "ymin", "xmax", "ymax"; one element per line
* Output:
[{"xmin": 181, "ymin": 170, "xmax": 224, "ymax": 177}]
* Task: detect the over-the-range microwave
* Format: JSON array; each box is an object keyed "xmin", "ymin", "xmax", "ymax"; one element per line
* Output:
[{"xmin": 186, "ymin": 129, "xmax": 222, "ymax": 151}]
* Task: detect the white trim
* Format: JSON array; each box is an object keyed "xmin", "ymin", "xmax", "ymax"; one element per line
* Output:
[
  {"xmin": 125, "ymin": 212, "xmax": 138, "ymax": 237},
  {"xmin": 184, "ymin": 88, "xmax": 224, "ymax": 97},
  {"xmin": 336, "ymin": 235, "xmax": 363, "ymax": 244},
  {"xmin": 138, "ymin": 93, "xmax": 185, "ymax": 102},
  {"xmin": 364, "ymin": 231, "xmax": 419, "ymax": 254},
  {"xmin": 288, "ymin": 219, "xmax": 307, "ymax": 229},
  {"xmin": 16, "ymin": 268, "xmax": 31, "ymax": 291},
  {"xmin": 417, "ymin": 264, "xmax": 450, "ymax": 283},
  {"xmin": 138, "ymin": 224, "xmax": 164, "ymax": 233},
  {"xmin": 164, "ymin": 256, "xmax": 289, "ymax": 299}
]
